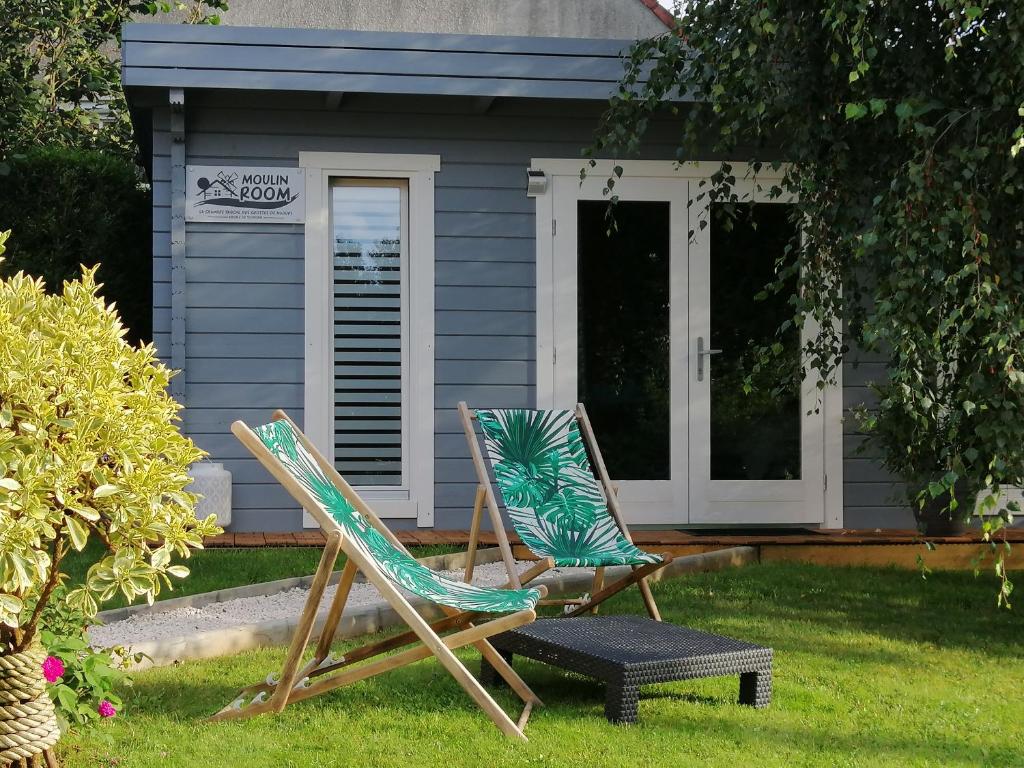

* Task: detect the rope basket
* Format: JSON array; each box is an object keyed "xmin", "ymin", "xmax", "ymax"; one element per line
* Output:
[{"xmin": 0, "ymin": 645, "xmax": 60, "ymax": 765}]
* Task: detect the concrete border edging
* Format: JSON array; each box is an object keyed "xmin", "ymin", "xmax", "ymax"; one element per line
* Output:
[
  {"xmin": 100, "ymin": 546, "xmax": 756, "ymax": 670},
  {"xmin": 97, "ymin": 547, "xmax": 504, "ymax": 624}
]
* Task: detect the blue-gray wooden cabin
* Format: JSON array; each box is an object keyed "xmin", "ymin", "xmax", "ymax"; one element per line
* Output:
[{"xmin": 122, "ymin": 22, "xmax": 906, "ymax": 532}]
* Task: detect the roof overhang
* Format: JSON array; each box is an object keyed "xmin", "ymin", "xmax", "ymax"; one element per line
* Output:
[{"xmin": 122, "ymin": 23, "xmax": 653, "ymax": 102}]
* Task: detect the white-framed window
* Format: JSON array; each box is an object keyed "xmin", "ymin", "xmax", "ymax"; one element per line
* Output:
[{"xmin": 300, "ymin": 152, "xmax": 439, "ymax": 527}]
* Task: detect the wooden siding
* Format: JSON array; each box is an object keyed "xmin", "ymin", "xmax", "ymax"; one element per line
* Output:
[
  {"xmin": 149, "ymin": 89, "xmax": 909, "ymax": 531},
  {"xmin": 122, "ymin": 24, "xmax": 656, "ymax": 102},
  {"xmin": 842, "ymin": 344, "xmax": 913, "ymax": 528}
]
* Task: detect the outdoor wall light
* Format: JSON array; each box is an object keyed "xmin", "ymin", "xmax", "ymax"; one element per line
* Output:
[{"xmin": 526, "ymin": 168, "xmax": 548, "ymax": 197}]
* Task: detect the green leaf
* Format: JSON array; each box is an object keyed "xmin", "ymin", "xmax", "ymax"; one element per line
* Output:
[
  {"xmin": 66, "ymin": 516, "xmax": 89, "ymax": 552},
  {"xmin": 54, "ymin": 685, "xmax": 78, "ymax": 712},
  {"xmin": 844, "ymin": 102, "xmax": 868, "ymax": 120},
  {"xmin": 151, "ymin": 548, "xmax": 171, "ymax": 569},
  {"xmin": 0, "ymin": 477, "xmax": 22, "ymax": 492},
  {"xmin": 0, "ymin": 593, "xmax": 24, "ymax": 628},
  {"xmin": 70, "ymin": 505, "xmax": 100, "ymax": 522},
  {"xmin": 93, "ymin": 484, "xmax": 119, "ymax": 499}
]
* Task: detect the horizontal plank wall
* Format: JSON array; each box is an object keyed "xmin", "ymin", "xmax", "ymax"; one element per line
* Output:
[
  {"xmin": 842, "ymin": 344, "xmax": 913, "ymax": 528},
  {"xmin": 146, "ymin": 89, "xmax": 905, "ymax": 531}
]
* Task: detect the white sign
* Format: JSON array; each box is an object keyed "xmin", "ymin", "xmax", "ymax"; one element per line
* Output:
[{"xmin": 185, "ymin": 166, "xmax": 305, "ymax": 223}]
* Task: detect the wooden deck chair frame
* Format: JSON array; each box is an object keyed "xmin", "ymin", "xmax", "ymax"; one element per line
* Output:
[
  {"xmin": 210, "ymin": 409, "xmax": 547, "ymax": 740},
  {"xmin": 458, "ymin": 401, "xmax": 672, "ymax": 621}
]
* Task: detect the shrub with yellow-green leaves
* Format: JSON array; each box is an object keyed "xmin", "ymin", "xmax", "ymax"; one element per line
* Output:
[{"xmin": 0, "ymin": 229, "xmax": 221, "ymax": 653}]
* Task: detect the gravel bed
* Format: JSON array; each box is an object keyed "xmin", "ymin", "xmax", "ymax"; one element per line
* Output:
[{"xmin": 88, "ymin": 560, "xmax": 575, "ymax": 649}]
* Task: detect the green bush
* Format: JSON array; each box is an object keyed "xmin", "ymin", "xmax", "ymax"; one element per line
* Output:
[
  {"xmin": 0, "ymin": 229, "xmax": 221, "ymax": 654},
  {"xmin": 0, "ymin": 148, "xmax": 152, "ymax": 343},
  {"xmin": 38, "ymin": 585, "xmax": 139, "ymax": 729}
]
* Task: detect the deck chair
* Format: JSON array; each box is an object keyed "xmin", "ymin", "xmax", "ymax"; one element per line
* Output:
[
  {"xmin": 459, "ymin": 402, "xmax": 673, "ymax": 621},
  {"xmin": 211, "ymin": 410, "xmax": 547, "ymax": 740}
]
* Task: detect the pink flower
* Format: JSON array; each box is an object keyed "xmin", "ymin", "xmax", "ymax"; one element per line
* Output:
[
  {"xmin": 41, "ymin": 656, "xmax": 64, "ymax": 684},
  {"xmin": 98, "ymin": 700, "xmax": 116, "ymax": 718}
]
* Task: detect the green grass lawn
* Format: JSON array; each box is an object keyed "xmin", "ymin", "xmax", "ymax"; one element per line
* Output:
[
  {"xmin": 63, "ymin": 541, "xmax": 462, "ymax": 610},
  {"xmin": 58, "ymin": 562, "xmax": 1024, "ymax": 767}
]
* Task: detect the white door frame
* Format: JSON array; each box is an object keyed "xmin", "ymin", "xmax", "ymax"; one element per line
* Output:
[
  {"xmin": 300, "ymin": 151, "xmax": 439, "ymax": 527},
  {"xmin": 532, "ymin": 158, "xmax": 844, "ymax": 528}
]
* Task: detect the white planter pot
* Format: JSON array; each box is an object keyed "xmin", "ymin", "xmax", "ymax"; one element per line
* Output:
[
  {"xmin": 974, "ymin": 486, "xmax": 1024, "ymax": 519},
  {"xmin": 188, "ymin": 462, "xmax": 232, "ymax": 527}
]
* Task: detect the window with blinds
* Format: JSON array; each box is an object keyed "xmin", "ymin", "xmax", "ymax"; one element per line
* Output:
[{"xmin": 330, "ymin": 179, "xmax": 408, "ymax": 486}]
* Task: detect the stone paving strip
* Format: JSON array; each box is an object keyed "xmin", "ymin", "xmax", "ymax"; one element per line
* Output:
[{"xmin": 87, "ymin": 546, "xmax": 756, "ymax": 669}]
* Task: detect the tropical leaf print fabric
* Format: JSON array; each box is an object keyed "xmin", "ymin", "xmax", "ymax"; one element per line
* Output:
[
  {"xmin": 476, "ymin": 409, "xmax": 663, "ymax": 568},
  {"xmin": 252, "ymin": 419, "xmax": 541, "ymax": 614}
]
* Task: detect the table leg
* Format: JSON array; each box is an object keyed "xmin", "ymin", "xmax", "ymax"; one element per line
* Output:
[
  {"xmin": 604, "ymin": 680, "xmax": 639, "ymax": 725},
  {"xmin": 480, "ymin": 650, "xmax": 514, "ymax": 688},
  {"xmin": 739, "ymin": 668, "xmax": 772, "ymax": 708}
]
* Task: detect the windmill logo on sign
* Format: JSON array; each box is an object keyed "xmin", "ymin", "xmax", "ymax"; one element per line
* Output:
[{"xmin": 196, "ymin": 171, "xmax": 240, "ymax": 201}]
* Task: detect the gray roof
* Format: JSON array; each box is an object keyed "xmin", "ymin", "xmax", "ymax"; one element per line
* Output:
[
  {"xmin": 142, "ymin": 0, "xmax": 671, "ymax": 40},
  {"xmin": 121, "ymin": 23, "xmax": 646, "ymax": 101}
]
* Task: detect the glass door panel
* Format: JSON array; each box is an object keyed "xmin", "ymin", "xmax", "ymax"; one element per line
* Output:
[
  {"xmin": 577, "ymin": 200, "xmax": 671, "ymax": 480},
  {"xmin": 709, "ymin": 203, "xmax": 801, "ymax": 481}
]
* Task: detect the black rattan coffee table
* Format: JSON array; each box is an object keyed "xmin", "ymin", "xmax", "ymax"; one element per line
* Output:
[{"xmin": 481, "ymin": 615, "xmax": 772, "ymax": 724}]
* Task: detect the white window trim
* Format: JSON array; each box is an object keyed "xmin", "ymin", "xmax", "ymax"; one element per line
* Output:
[
  {"xmin": 531, "ymin": 157, "xmax": 843, "ymax": 529},
  {"xmin": 300, "ymin": 151, "xmax": 439, "ymax": 527}
]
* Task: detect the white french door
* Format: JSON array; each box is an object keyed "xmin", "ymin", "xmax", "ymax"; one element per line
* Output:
[
  {"xmin": 687, "ymin": 186, "xmax": 825, "ymax": 524},
  {"xmin": 548, "ymin": 174, "xmax": 688, "ymax": 523},
  {"xmin": 536, "ymin": 160, "xmax": 827, "ymax": 527}
]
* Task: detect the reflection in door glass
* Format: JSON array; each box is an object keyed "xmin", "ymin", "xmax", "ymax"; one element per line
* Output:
[
  {"xmin": 710, "ymin": 203, "xmax": 801, "ymax": 480},
  {"xmin": 578, "ymin": 200, "xmax": 670, "ymax": 480}
]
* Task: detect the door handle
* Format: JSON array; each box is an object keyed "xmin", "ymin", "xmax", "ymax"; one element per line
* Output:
[{"xmin": 696, "ymin": 336, "xmax": 723, "ymax": 382}]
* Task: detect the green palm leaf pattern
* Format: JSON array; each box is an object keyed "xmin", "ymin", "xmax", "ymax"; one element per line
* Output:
[
  {"xmin": 252, "ymin": 420, "xmax": 540, "ymax": 613},
  {"xmin": 476, "ymin": 409, "xmax": 663, "ymax": 568}
]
